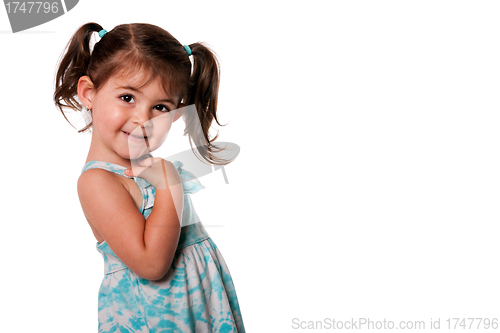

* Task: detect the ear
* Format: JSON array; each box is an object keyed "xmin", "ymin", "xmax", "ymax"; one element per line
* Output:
[
  {"xmin": 173, "ymin": 103, "xmax": 187, "ymax": 122},
  {"xmin": 77, "ymin": 76, "xmax": 95, "ymax": 109}
]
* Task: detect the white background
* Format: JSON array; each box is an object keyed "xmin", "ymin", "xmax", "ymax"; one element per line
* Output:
[{"xmin": 1, "ymin": 1, "xmax": 500, "ymax": 332}]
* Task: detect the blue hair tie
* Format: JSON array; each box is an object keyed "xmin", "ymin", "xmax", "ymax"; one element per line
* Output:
[
  {"xmin": 98, "ymin": 29, "xmax": 107, "ymax": 38},
  {"xmin": 183, "ymin": 45, "xmax": 192, "ymax": 56}
]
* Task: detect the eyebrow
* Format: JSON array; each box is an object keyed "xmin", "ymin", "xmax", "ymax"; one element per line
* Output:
[{"xmin": 117, "ymin": 85, "xmax": 175, "ymax": 104}]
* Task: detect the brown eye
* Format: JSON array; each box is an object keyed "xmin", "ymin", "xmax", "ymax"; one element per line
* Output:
[
  {"xmin": 154, "ymin": 104, "xmax": 169, "ymax": 112},
  {"xmin": 121, "ymin": 94, "xmax": 134, "ymax": 103}
]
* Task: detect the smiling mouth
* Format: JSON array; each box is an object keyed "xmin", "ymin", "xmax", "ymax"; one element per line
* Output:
[
  {"xmin": 123, "ymin": 131, "xmax": 147, "ymax": 139},
  {"xmin": 122, "ymin": 131, "xmax": 146, "ymax": 139}
]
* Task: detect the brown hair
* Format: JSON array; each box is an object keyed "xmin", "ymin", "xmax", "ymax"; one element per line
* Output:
[{"xmin": 54, "ymin": 22, "xmax": 231, "ymax": 165}]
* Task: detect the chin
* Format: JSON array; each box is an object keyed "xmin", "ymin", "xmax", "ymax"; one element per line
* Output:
[{"xmin": 126, "ymin": 148, "xmax": 154, "ymax": 160}]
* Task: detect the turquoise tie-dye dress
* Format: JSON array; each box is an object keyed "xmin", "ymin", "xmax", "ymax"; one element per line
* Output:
[{"xmin": 81, "ymin": 161, "xmax": 245, "ymax": 333}]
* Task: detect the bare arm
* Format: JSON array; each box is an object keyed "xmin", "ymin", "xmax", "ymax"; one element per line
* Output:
[{"xmin": 78, "ymin": 161, "xmax": 183, "ymax": 280}]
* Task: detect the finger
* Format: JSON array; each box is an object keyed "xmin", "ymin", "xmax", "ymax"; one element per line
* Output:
[
  {"xmin": 125, "ymin": 164, "xmax": 149, "ymax": 177},
  {"xmin": 125, "ymin": 167, "xmax": 141, "ymax": 177}
]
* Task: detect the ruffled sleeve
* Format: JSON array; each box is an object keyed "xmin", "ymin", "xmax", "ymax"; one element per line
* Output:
[{"xmin": 172, "ymin": 161, "xmax": 205, "ymax": 194}]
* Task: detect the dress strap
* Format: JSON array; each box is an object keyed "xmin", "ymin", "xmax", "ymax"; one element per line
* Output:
[
  {"xmin": 81, "ymin": 160, "xmax": 131, "ymax": 177},
  {"xmin": 82, "ymin": 161, "xmax": 205, "ymax": 194}
]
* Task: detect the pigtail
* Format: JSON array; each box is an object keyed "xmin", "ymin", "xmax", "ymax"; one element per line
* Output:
[
  {"xmin": 185, "ymin": 43, "xmax": 232, "ymax": 166},
  {"xmin": 53, "ymin": 22, "xmax": 103, "ymax": 133}
]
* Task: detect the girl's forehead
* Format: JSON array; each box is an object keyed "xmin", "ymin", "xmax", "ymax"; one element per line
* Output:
[
  {"xmin": 110, "ymin": 70, "xmax": 154, "ymax": 89},
  {"xmin": 109, "ymin": 72, "xmax": 169, "ymax": 93}
]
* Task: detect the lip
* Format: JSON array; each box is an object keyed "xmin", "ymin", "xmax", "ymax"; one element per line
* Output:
[{"xmin": 122, "ymin": 130, "xmax": 148, "ymax": 143}]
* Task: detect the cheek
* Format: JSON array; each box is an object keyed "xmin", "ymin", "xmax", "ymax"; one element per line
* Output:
[
  {"xmin": 94, "ymin": 107, "xmax": 125, "ymax": 129},
  {"xmin": 150, "ymin": 116, "xmax": 174, "ymax": 149}
]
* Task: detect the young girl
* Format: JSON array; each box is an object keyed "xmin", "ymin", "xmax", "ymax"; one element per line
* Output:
[{"xmin": 53, "ymin": 22, "xmax": 245, "ymax": 332}]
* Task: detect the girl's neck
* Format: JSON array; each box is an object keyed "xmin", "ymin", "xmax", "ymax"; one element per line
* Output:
[
  {"xmin": 85, "ymin": 153, "xmax": 132, "ymax": 169},
  {"xmin": 85, "ymin": 133, "xmax": 133, "ymax": 169}
]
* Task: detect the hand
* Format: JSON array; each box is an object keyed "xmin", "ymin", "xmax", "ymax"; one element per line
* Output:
[{"xmin": 125, "ymin": 155, "xmax": 172, "ymax": 189}]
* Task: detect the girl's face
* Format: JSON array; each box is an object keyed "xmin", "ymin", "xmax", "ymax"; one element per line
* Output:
[{"xmin": 81, "ymin": 71, "xmax": 182, "ymax": 161}]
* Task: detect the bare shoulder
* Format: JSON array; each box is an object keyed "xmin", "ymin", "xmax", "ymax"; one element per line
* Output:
[
  {"xmin": 77, "ymin": 168, "xmax": 125, "ymax": 198},
  {"xmin": 77, "ymin": 168, "xmax": 141, "ymax": 224}
]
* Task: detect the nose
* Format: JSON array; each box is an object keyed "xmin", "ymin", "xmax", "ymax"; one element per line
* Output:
[{"xmin": 131, "ymin": 105, "xmax": 152, "ymax": 128}]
